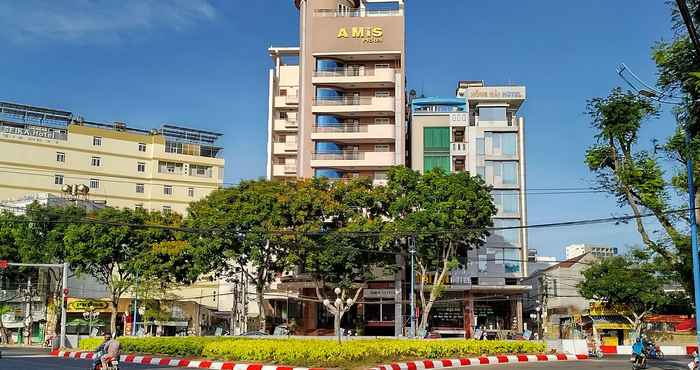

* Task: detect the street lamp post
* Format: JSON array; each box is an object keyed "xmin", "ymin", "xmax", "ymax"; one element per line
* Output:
[
  {"xmin": 535, "ymin": 306, "xmax": 542, "ymax": 340},
  {"xmin": 83, "ymin": 304, "xmax": 99, "ymax": 337},
  {"xmin": 323, "ymin": 287, "xmax": 354, "ymax": 344}
]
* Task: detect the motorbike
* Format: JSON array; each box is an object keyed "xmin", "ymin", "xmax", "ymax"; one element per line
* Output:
[
  {"xmin": 588, "ymin": 346, "xmax": 604, "ymax": 359},
  {"xmin": 688, "ymin": 352, "xmax": 699, "ymax": 370},
  {"xmin": 646, "ymin": 344, "xmax": 664, "ymax": 360},
  {"xmin": 92, "ymin": 351, "xmax": 119, "ymax": 370},
  {"xmin": 631, "ymin": 353, "xmax": 647, "ymax": 370}
]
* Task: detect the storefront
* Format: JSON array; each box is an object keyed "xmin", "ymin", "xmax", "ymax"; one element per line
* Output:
[{"xmin": 362, "ymin": 285, "xmax": 396, "ymax": 336}]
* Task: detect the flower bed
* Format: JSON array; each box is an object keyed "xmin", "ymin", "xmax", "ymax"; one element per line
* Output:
[{"xmin": 79, "ymin": 337, "xmax": 546, "ymax": 368}]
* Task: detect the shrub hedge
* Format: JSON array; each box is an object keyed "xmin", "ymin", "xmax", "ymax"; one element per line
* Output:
[{"xmin": 79, "ymin": 337, "xmax": 546, "ymax": 368}]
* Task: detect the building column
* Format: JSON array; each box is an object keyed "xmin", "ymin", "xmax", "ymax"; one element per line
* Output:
[
  {"xmin": 463, "ymin": 291, "xmax": 474, "ymax": 339},
  {"xmin": 515, "ymin": 297, "xmax": 523, "ymax": 332},
  {"xmin": 394, "ymin": 253, "xmax": 404, "ymax": 337}
]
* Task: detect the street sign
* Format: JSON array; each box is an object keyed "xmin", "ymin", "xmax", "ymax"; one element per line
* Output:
[{"xmin": 0, "ymin": 260, "xmax": 8, "ymax": 269}]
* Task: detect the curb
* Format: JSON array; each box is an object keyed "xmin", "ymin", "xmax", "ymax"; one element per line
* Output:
[
  {"xmin": 600, "ymin": 344, "xmax": 698, "ymax": 356},
  {"xmin": 51, "ymin": 350, "xmax": 324, "ymax": 370},
  {"xmin": 369, "ymin": 354, "xmax": 589, "ymax": 370}
]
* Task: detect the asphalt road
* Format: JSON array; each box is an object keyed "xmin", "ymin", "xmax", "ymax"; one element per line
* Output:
[{"xmin": 0, "ymin": 347, "xmax": 694, "ymax": 370}]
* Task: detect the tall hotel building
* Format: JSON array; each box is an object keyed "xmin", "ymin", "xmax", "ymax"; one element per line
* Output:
[
  {"xmin": 409, "ymin": 81, "xmax": 528, "ymax": 336},
  {"xmin": 0, "ymin": 101, "xmax": 224, "ymax": 215},
  {"xmin": 267, "ymin": 0, "xmax": 406, "ymax": 182}
]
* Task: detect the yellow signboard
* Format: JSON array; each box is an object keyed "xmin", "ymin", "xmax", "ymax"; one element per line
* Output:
[
  {"xmin": 588, "ymin": 302, "xmax": 631, "ymax": 316},
  {"xmin": 66, "ymin": 298, "xmax": 111, "ymax": 313},
  {"xmin": 337, "ymin": 26, "xmax": 384, "ymax": 43}
]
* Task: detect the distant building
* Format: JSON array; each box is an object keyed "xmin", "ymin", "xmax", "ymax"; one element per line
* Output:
[
  {"xmin": 0, "ymin": 192, "xmax": 105, "ymax": 215},
  {"xmin": 0, "ymin": 101, "xmax": 224, "ymax": 215},
  {"xmin": 523, "ymin": 253, "xmax": 596, "ymax": 340},
  {"xmin": 526, "ymin": 249, "xmax": 558, "ymax": 276},
  {"xmin": 565, "ymin": 244, "xmax": 618, "ymax": 260}
]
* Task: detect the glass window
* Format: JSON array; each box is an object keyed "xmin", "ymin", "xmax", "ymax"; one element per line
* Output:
[
  {"xmin": 493, "ymin": 219, "xmax": 520, "ymax": 245},
  {"xmin": 138, "ymin": 143, "xmax": 147, "ymax": 152},
  {"xmin": 479, "ymin": 106, "xmax": 507, "ymax": 122},
  {"xmin": 423, "ymin": 127, "xmax": 450, "ymax": 152},
  {"xmin": 89, "ymin": 179, "xmax": 99, "ymax": 189},
  {"xmin": 54, "ymin": 174, "xmax": 63, "ymax": 185},
  {"xmin": 504, "ymin": 248, "xmax": 521, "ymax": 273},
  {"xmin": 188, "ymin": 187, "xmax": 194, "ymax": 197},
  {"xmin": 503, "ymin": 161, "xmax": 518, "ymax": 185},
  {"xmin": 476, "ymin": 138, "xmax": 485, "ymax": 156},
  {"xmin": 93, "ymin": 136, "xmax": 102, "ymax": 146},
  {"xmin": 163, "ymin": 185, "xmax": 173, "ymax": 195},
  {"xmin": 314, "ymin": 141, "xmax": 342, "ymax": 153},
  {"xmin": 91, "ymin": 157, "xmax": 101, "ymax": 167},
  {"xmin": 137, "ymin": 162, "xmax": 146, "ymax": 173},
  {"xmin": 135, "ymin": 204, "xmax": 143, "ymax": 210},
  {"xmin": 478, "ymin": 255, "xmax": 487, "ymax": 272},
  {"xmin": 424, "ymin": 156, "xmax": 450, "ymax": 172},
  {"xmin": 476, "ymin": 166, "xmax": 485, "ymax": 178},
  {"xmin": 374, "ymin": 144, "xmax": 390, "ymax": 152},
  {"xmin": 315, "ymin": 87, "xmax": 343, "ymax": 99},
  {"xmin": 314, "ymin": 168, "xmax": 343, "ymax": 179},
  {"xmin": 374, "ymin": 91, "xmax": 391, "ymax": 97},
  {"xmin": 56, "ymin": 152, "xmax": 65, "ymax": 162},
  {"xmin": 136, "ymin": 184, "xmax": 144, "ymax": 193},
  {"xmin": 162, "ymin": 206, "xmax": 171, "ymax": 214},
  {"xmin": 493, "ymin": 190, "xmax": 519, "ymax": 214},
  {"xmin": 316, "ymin": 58, "xmax": 344, "ymax": 72},
  {"xmin": 502, "ymin": 133, "xmax": 517, "ymax": 156}
]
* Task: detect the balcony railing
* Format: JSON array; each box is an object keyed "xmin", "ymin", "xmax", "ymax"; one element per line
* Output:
[
  {"xmin": 312, "ymin": 151, "xmax": 365, "ymax": 160},
  {"xmin": 314, "ymin": 68, "xmax": 386, "ymax": 77},
  {"xmin": 313, "ymin": 9, "xmax": 403, "ymax": 17},
  {"xmin": 312, "ymin": 124, "xmax": 369, "ymax": 133},
  {"xmin": 313, "ymin": 96, "xmax": 374, "ymax": 106}
]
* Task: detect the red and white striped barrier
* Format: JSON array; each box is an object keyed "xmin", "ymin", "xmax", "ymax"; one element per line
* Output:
[
  {"xmin": 50, "ymin": 350, "xmax": 324, "ymax": 370},
  {"xmin": 600, "ymin": 344, "xmax": 698, "ymax": 356},
  {"xmin": 368, "ymin": 354, "xmax": 589, "ymax": 370}
]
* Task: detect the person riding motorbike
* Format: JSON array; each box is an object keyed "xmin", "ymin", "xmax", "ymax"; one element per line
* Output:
[
  {"xmin": 632, "ymin": 337, "xmax": 646, "ymax": 369},
  {"xmin": 689, "ymin": 350, "xmax": 699, "ymax": 370},
  {"xmin": 100, "ymin": 334, "xmax": 121, "ymax": 370},
  {"xmin": 91, "ymin": 333, "xmax": 111, "ymax": 370}
]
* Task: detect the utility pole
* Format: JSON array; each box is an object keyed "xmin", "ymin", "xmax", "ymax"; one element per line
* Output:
[
  {"xmin": 132, "ymin": 270, "xmax": 139, "ymax": 336},
  {"xmin": 675, "ymin": 0, "xmax": 700, "ymax": 349},
  {"xmin": 60, "ymin": 262, "xmax": 68, "ymax": 348},
  {"xmin": 408, "ymin": 236, "xmax": 416, "ymax": 338}
]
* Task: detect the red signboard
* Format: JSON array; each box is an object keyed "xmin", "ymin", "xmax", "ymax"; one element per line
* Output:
[{"xmin": 0, "ymin": 260, "xmax": 8, "ymax": 269}]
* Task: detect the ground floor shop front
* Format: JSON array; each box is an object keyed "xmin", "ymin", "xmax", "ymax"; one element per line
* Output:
[{"xmin": 267, "ymin": 283, "xmax": 527, "ymax": 338}]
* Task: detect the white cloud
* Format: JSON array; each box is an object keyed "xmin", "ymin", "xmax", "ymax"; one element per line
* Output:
[{"xmin": 0, "ymin": 0, "xmax": 217, "ymax": 43}]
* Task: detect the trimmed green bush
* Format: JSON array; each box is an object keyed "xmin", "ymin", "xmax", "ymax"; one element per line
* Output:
[{"xmin": 79, "ymin": 337, "xmax": 546, "ymax": 368}]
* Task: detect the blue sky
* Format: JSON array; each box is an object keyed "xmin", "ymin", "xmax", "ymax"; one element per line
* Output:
[{"xmin": 0, "ymin": 0, "xmax": 682, "ymax": 259}]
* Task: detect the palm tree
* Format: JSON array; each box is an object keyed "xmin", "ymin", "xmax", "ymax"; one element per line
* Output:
[{"xmin": 0, "ymin": 305, "xmax": 12, "ymax": 344}]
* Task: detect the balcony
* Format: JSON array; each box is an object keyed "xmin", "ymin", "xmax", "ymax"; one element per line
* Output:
[
  {"xmin": 312, "ymin": 68, "xmax": 395, "ymax": 87},
  {"xmin": 272, "ymin": 164, "xmax": 296, "ymax": 177},
  {"xmin": 473, "ymin": 116, "xmax": 520, "ymax": 131},
  {"xmin": 311, "ymin": 150, "xmax": 395, "ymax": 168},
  {"xmin": 272, "ymin": 142, "xmax": 297, "ymax": 155},
  {"xmin": 274, "ymin": 94, "xmax": 299, "ymax": 107},
  {"xmin": 313, "ymin": 9, "xmax": 404, "ymax": 17},
  {"xmin": 312, "ymin": 96, "xmax": 395, "ymax": 114},
  {"xmin": 311, "ymin": 123, "xmax": 395, "ymax": 141},
  {"xmin": 273, "ymin": 119, "xmax": 298, "ymax": 131},
  {"xmin": 451, "ymin": 142, "xmax": 467, "ymax": 156}
]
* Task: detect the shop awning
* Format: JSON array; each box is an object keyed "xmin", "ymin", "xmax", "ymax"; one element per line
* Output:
[{"xmin": 592, "ymin": 316, "xmax": 632, "ymax": 330}]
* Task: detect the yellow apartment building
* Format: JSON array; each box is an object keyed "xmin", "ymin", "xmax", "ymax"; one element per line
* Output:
[{"xmin": 0, "ymin": 101, "xmax": 224, "ymax": 215}]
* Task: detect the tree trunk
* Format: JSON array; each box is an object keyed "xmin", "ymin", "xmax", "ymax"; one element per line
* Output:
[
  {"xmin": 334, "ymin": 312, "xmax": 342, "ymax": 344},
  {"xmin": 256, "ymin": 287, "xmax": 266, "ymax": 332},
  {"xmin": 0, "ymin": 317, "xmax": 7, "ymax": 344},
  {"xmin": 417, "ymin": 258, "xmax": 451, "ymax": 336},
  {"xmin": 110, "ymin": 297, "xmax": 118, "ymax": 335}
]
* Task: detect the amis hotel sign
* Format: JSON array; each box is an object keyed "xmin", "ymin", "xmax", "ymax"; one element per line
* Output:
[{"xmin": 337, "ymin": 26, "xmax": 384, "ymax": 43}]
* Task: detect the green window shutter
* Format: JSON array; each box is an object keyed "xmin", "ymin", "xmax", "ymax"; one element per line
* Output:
[
  {"xmin": 424, "ymin": 127, "xmax": 449, "ymax": 152},
  {"xmin": 424, "ymin": 155, "xmax": 450, "ymax": 172}
]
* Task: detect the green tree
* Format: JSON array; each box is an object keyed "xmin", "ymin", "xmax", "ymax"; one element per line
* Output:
[
  {"xmin": 578, "ymin": 255, "xmax": 671, "ymax": 336},
  {"xmin": 381, "ymin": 166, "xmax": 496, "ymax": 335},
  {"xmin": 187, "ymin": 180, "xmax": 295, "ymax": 331},
  {"xmin": 0, "ymin": 304, "xmax": 10, "ymax": 343},
  {"xmin": 289, "ymin": 177, "xmax": 391, "ymax": 342},
  {"xmin": 63, "ymin": 207, "xmax": 185, "ymax": 334},
  {"xmin": 0, "ymin": 205, "xmax": 87, "ymax": 336}
]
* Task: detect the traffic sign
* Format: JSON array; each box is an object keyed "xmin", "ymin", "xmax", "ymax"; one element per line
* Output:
[{"xmin": 0, "ymin": 260, "xmax": 8, "ymax": 269}]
